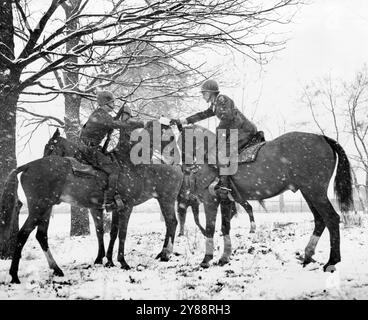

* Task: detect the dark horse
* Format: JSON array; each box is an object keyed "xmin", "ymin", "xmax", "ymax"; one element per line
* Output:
[
  {"xmin": 0, "ymin": 127, "xmax": 182, "ymax": 283},
  {"xmin": 178, "ymin": 125, "xmax": 353, "ymax": 272},
  {"xmin": 177, "ymin": 169, "xmax": 257, "ymax": 236}
]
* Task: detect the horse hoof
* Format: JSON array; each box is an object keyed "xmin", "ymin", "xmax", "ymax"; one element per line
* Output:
[
  {"xmin": 120, "ymin": 262, "xmax": 131, "ymax": 270},
  {"xmin": 155, "ymin": 251, "xmax": 170, "ymax": 261},
  {"xmin": 159, "ymin": 254, "xmax": 170, "ymax": 262},
  {"xmin": 54, "ymin": 268, "xmax": 64, "ymax": 277},
  {"xmin": 94, "ymin": 258, "xmax": 103, "ymax": 265},
  {"xmin": 200, "ymin": 261, "xmax": 210, "ymax": 269},
  {"xmin": 250, "ymin": 223, "xmax": 256, "ymax": 233},
  {"xmin": 105, "ymin": 261, "xmax": 115, "ymax": 268},
  {"xmin": 10, "ymin": 276, "xmax": 21, "ymax": 284},
  {"xmin": 323, "ymin": 264, "xmax": 336, "ymax": 273},
  {"xmin": 302, "ymin": 256, "xmax": 315, "ymax": 267},
  {"xmin": 218, "ymin": 258, "xmax": 230, "ymax": 266}
]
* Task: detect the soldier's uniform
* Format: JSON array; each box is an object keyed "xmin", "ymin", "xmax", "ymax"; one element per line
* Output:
[
  {"xmin": 171, "ymin": 80, "xmax": 258, "ymax": 199},
  {"xmin": 79, "ymin": 91, "xmax": 143, "ymax": 211},
  {"xmin": 186, "ymin": 94, "xmax": 257, "ymax": 153}
]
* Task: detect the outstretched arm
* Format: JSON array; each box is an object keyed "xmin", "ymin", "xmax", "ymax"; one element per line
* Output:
[
  {"xmin": 112, "ymin": 118, "xmax": 145, "ymax": 130},
  {"xmin": 185, "ymin": 107, "xmax": 215, "ymax": 124}
]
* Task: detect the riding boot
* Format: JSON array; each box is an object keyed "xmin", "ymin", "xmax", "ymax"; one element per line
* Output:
[{"xmin": 216, "ymin": 175, "xmax": 232, "ymax": 200}]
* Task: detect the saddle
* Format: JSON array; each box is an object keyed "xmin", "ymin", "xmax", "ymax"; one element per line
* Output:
[
  {"xmin": 237, "ymin": 131, "xmax": 266, "ymax": 164},
  {"xmin": 208, "ymin": 131, "xmax": 266, "ymax": 200},
  {"xmin": 65, "ymin": 157, "xmax": 100, "ymax": 178}
]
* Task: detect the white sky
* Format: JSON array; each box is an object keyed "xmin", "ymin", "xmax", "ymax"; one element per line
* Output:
[{"xmin": 16, "ymin": 0, "xmax": 368, "ymax": 171}]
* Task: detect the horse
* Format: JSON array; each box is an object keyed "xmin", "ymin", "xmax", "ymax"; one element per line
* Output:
[
  {"xmin": 177, "ymin": 125, "xmax": 353, "ymax": 272},
  {"xmin": 0, "ymin": 127, "xmax": 182, "ymax": 284},
  {"xmin": 176, "ymin": 168, "xmax": 257, "ymax": 236}
]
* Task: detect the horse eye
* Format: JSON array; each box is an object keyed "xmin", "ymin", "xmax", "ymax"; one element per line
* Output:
[{"xmin": 49, "ymin": 145, "xmax": 54, "ymax": 150}]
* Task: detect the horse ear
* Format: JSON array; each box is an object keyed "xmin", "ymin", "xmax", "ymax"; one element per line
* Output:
[{"xmin": 51, "ymin": 128, "xmax": 60, "ymax": 139}]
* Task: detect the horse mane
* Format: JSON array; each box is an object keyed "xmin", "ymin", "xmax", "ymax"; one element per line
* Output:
[
  {"xmin": 177, "ymin": 124, "xmax": 216, "ymax": 165},
  {"xmin": 178, "ymin": 124, "xmax": 216, "ymax": 139}
]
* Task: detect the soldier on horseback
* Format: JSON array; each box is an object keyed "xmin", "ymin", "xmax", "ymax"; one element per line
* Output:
[
  {"xmin": 170, "ymin": 79, "xmax": 259, "ymax": 199},
  {"xmin": 80, "ymin": 90, "xmax": 144, "ymax": 212}
]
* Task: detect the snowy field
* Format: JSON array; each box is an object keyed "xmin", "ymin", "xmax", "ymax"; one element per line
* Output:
[{"xmin": 0, "ymin": 202, "xmax": 368, "ymax": 300}]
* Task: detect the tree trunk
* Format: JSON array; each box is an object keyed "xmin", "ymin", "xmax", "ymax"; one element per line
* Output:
[
  {"xmin": 65, "ymin": 93, "xmax": 90, "ymax": 236},
  {"xmin": 63, "ymin": 0, "xmax": 90, "ymax": 236},
  {"xmin": 279, "ymin": 193, "xmax": 285, "ymax": 213},
  {"xmin": 364, "ymin": 170, "xmax": 368, "ymax": 214},
  {"xmin": 0, "ymin": 0, "xmax": 20, "ymax": 258},
  {"xmin": 0, "ymin": 91, "xmax": 20, "ymax": 258},
  {"xmin": 351, "ymin": 169, "xmax": 365, "ymax": 214}
]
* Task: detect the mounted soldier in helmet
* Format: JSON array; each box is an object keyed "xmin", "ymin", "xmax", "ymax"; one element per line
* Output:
[
  {"xmin": 170, "ymin": 79, "xmax": 259, "ymax": 199},
  {"xmin": 79, "ymin": 90, "xmax": 144, "ymax": 212}
]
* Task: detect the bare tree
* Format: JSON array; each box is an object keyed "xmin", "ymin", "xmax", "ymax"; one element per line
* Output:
[
  {"xmin": 301, "ymin": 67, "xmax": 368, "ymax": 221},
  {"xmin": 0, "ymin": 0, "xmax": 303, "ymax": 257}
]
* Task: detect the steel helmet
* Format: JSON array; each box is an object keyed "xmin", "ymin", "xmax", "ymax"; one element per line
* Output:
[
  {"xmin": 200, "ymin": 79, "xmax": 219, "ymax": 93},
  {"xmin": 96, "ymin": 90, "xmax": 115, "ymax": 108}
]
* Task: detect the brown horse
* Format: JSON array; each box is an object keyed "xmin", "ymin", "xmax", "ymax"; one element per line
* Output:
[
  {"xmin": 0, "ymin": 128, "xmax": 182, "ymax": 284},
  {"xmin": 177, "ymin": 125, "xmax": 353, "ymax": 272}
]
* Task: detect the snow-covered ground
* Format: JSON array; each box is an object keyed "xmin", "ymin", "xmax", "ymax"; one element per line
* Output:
[{"xmin": 1, "ymin": 204, "xmax": 367, "ymax": 300}]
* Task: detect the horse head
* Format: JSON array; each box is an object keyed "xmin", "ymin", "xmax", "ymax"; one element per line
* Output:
[
  {"xmin": 180, "ymin": 164, "xmax": 200, "ymax": 201},
  {"xmin": 177, "ymin": 125, "xmax": 219, "ymax": 193},
  {"xmin": 44, "ymin": 128, "xmax": 64, "ymax": 157},
  {"xmin": 177, "ymin": 124, "xmax": 217, "ymax": 165},
  {"xmin": 43, "ymin": 128, "xmax": 79, "ymax": 158}
]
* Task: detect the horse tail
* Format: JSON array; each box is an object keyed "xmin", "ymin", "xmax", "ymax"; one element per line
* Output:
[
  {"xmin": 0, "ymin": 164, "xmax": 28, "ymax": 239},
  {"xmin": 323, "ymin": 136, "xmax": 353, "ymax": 213},
  {"xmin": 258, "ymin": 200, "xmax": 268, "ymax": 213},
  {"xmin": 191, "ymin": 201, "xmax": 206, "ymax": 236}
]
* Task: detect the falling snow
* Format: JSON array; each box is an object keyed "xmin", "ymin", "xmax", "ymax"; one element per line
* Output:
[{"xmin": 1, "ymin": 206, "xmax": 367, "ymax": 300}]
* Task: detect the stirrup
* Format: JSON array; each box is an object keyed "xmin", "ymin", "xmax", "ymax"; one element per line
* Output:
[
  {"xmin": 219, "ymin": 186, "xmax": 232, "ymax": 192},
  {"xmin": 114, "ymin": 194, "xmax": 124, "ymax": 209}
]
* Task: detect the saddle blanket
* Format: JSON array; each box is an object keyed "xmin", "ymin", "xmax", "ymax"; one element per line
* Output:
[
  {"xmin": 238, "ymin": 141, "xmax": 266, "ymax": 163},
  {"xmin": 65, "ymin": 157, "xmax": 99, "ymax": 177}
]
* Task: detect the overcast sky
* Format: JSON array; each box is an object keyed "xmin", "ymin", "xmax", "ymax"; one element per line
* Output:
[{"xmin": 16, "ymin": 0, "xmax": 368, "ymax": 166}]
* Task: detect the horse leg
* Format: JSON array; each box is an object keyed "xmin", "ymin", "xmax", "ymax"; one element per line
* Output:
[
  {"xmin": 35, "ymin": 211, "xmax": 64, "ymax": 277},
  {"xmin": 218, "ymin": 200, "xmax": 232, "ymax": 266},
  {"xmin": 9, "ymin": 216, "xmax": 39, "ymax": 284},
  {"xmin": 177, "ymin": 202, "xmax": 188, "ymax": 237},
  {"xmin": 200, "ymin": 200, "xmax": 219, "ymax": 268},
  {"xmin": 105, "ymin": 209, "xmax": 119, "ymax": 267},
  {"xmin": 191, "ymin": 201, "xmax": 200, "ymax": 231},
  {"xmin": 117, "ymin": 205, "xmax": 133, "ymax": 270},
  {"xmin": 240, "ymin": 201, "xmax": 256, "ymax": 233},
  {"xmin": 156, "ymin": 199, "xmax": 177, "ymax": 262},
  {"xmin": 90, "ymin": 208, "xmax": 105, "ymax": 265},
  {"xmin": 302, "ymin": 192, "xmax": 340, "ymax": 272},
  {"xmin": 301, "ymin": 193, "xmax": 326, "ymax": 266}
]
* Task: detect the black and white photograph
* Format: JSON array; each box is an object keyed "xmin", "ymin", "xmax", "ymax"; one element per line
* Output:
[{"xmin": 0, "ymin": 0, "xmax": 368, "ymax": 301}]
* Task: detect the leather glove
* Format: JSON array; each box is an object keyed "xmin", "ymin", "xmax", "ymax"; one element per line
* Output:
[{"xmin": 169, "ymin": 119, "xmax": 181, "ymax": 126}]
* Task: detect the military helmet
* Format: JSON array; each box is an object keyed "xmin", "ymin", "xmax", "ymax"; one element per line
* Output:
[
  {"xmin": 96, "ymin": 90, "xmax": 115, "ymax": 108},
  {"xmin": 201, "ymin": 79, "xmax": 219, "ymax": 93}
]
